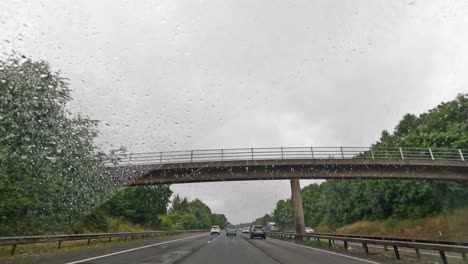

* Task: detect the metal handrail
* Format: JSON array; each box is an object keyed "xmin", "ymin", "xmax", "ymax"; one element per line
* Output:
[
  {"xmin": 108, "ymin": 147, "xmax": 467, "ymax": 166},
  {"xmin": 267, "ymin": 231, "xmax": 468, "ymax": 264},
  {"xmin": 0, "ymin": 230, "xmax": 207, "ymax": 255}
]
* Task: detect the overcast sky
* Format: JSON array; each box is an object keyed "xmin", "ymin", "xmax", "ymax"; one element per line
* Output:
[{"xmin": 1, "ymin": 0, "xmax": 467, "ymax": 224}]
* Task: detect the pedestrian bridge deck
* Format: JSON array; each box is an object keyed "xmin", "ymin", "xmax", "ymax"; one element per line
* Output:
[{"xmin": 106, "ymin": 147, "xmax": 468, "ymax": 184}]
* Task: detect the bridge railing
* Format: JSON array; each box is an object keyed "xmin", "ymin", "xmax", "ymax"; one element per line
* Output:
[{"xmin": 111, "ymin": 147, "xmax": 467, "ymax": 166}]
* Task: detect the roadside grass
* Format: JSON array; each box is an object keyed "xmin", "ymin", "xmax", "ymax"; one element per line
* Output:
[
  {"xmin": 0, "ymin": 216, "xmax": 192, "ymax": 260},
  {"xmin": 79, "ymin": 216, "xmax": 152, "ymax": 233},
  {"xmin": 305, "ymin": 239, "xmax": 329, "ymax": 247},
  {"xmin": 332, "ymin": 207, "xmax": 468, "ymax": 241},
  {"xmin": 0, "ymin": 234, "xmax": 176, "ymax": 260}
]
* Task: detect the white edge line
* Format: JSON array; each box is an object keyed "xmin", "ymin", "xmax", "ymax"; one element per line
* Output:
[
  {"xmin": 275, "ymin": 239, "xmax": 382, "ymax": 264},
  {"xmin": 64, "ymin": 233, "xmax": 206, "ymax": 264}
]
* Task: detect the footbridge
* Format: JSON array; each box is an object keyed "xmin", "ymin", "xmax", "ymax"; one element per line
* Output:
[
  {"xmin": 109, "ymin": 147, "xmax": 467, "ymax": 237},
  {"xmin": 111, "ymin": 147, "xmax": 467, "ymax": 184}
]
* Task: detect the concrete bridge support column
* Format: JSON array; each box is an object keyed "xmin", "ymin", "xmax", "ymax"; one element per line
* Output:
[{"xmin": 290, "ymin": 178, "xmax": 305, "ymax": 240}]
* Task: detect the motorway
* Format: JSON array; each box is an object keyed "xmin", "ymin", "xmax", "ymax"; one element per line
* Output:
[{"xmin": 4, "ymin": 232, "xmax": 399, "ymax": 264}]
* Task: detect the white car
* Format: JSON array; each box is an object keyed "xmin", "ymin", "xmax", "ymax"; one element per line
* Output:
[
  {"xmin": 305, "ymin": 227, "xmax": 314, "ymax": 234},
  {"xmin": 210, "ymin": 225, "xmax": 221, "ymax": 235},
  {"xmin": 241, "ymin": 227, "xmax": 250, "ymax": 233}
]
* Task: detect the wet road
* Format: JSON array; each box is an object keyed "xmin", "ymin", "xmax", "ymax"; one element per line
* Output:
[{"xmin": 6, "ymin": 232, "xmax": 392, "ymax": 264}]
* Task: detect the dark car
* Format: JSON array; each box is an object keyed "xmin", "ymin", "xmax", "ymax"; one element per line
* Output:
[{"xmin": 250, "ymin": 225, "xmax": 266, "ymax": 239}]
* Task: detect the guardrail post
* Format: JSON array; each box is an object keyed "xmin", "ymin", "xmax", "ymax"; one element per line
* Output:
[
  {"xmin": 415, "ymin": 248, "xmax": 420, "ymax": 258},
  {"xmin": 399, "ymin": 147, "xmax": 405, "ymax": 160},
  {"xmin": 310, "ymin": 147, "xmax": 314, "ymax": 159},
  {"xmin": 57, "ymin": 240, "xmax": 62, "ymax": 249},
  {"xmin": 128, "ymin": 153, "xmax": 132, "ymax": 164},
  {"xmin": 384, "ymin": 245, "xmax": 388, "ymax": 252},
  {"xmin": 344, "ymin": 241, "xmax": 348, "ymax": 250},
  {"xmin": 221, "ymin": 149, "xmax": 223, "ymax": 161},
  {"xmin": 10, "ymin": 244, "xmax": 16, "ymax": 255},
  {"xmin": 190, "ymin": 150, "xmax": 193, "ymax": 163},
  {"xmin": 439, "ymin": 250, "xmax": 448, "ymax": 264},
  {"xmin": 251, "ymin": 148, "xmax": 254, "ymax": 161},
  {"xmin": 370, "ymin": 148, "xmax": 375, "ymax": 159},
  {"xmin": 459, "ymin": 149, "xmax": 465, "ymax": 161},
  {"xmin": 108, "ymin": 237, "xmax": 112, "ymax": 242},
  {"xmin": 362, "ymin": 243, "xmax": 369, "ymax": 254},
  {"xmin": 340, "ymin": 147, "xmax": 344, "ymax": 159},
  {"xmin": 328, "ymin": 239, "xmax": 332, "ymax": 247},
  {"xmin": 159, "ymin": 152, "xmax": 163, "ymax": 164},
  {"xmin": 428, "ymin": 148, "xmax": 434, "ymax": 160},
  {"xmin": 281, "ymin": 147, "xmax": 284, "ymax": 159},
  {"xmin": 461, "ymin": 252, "xmax": 467, "ymax": 264},
  {"xmin": 393, "ymin": 245, "xmax": 400, "ymax": 259},
  {"xmin": 87, "ymin": 238, "xmax": 91, "ymax": 245}
]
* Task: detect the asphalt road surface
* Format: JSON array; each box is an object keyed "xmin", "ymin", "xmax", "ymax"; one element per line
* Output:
[{"xmin": 6, "ymin": 232, "xmax": 396, "ymax": 264}]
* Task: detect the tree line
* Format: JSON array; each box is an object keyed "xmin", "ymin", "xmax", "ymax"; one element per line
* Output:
[
  {"xmin": 254, "ymin": 94, "xmax": 468, "ymax": 230},
  {"xmin": 83, "ymin": 190, "xmax": 228, "ymax": 232}
]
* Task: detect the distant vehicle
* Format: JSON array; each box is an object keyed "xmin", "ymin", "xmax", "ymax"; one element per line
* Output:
[
  {"xmin": 226, "ymin": 225, "xmax": 237, "ymax": 236},
  {"xmin": 305, "ymin": 227, "xmax": 314, "ymax": 234},
  {"xmin": 242, "ymin": 227, "xmax": 250, "ymax": 233},
  {"xmin": 267, "ymin": 222, "xmax": 276, "ymax": 231},
  {"xmin": 250, "ymin": 225, "xmax": 266, "ymax": 239},
  {"xmin": 269, "ymin": 226, "xmax": 278, "ymax": 232},
  {"xmin": 210, "ymin": 225, "xmax": 221, "ymax": 235}
]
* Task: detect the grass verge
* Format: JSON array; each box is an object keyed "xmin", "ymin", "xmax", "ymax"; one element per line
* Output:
[
  {"xmin": 321, "ymin": 207, "xmax": 468, "ymax": 241},
  {"xmin": 0, "ymin": 232, "xmax": 189, "ymax": 260}
]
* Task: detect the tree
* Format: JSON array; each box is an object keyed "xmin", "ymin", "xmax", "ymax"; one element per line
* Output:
[
  {"xmin": 162, "ymin": 195, "xmax": 227, "ymax": 230},
  {"xmin": 211, "ymin": 214, "xmax": 228, "ymax": 229},
  {"xmin": 100, "ymin": 185, "xmax": 172, "ymax": 226},
  {"xmin": 0, "ymin": 55, "xmax": 115, "ymax": 235},
  {"xmin": 272, "ymin": 200, "xmax": 294, "ymax": 230}
]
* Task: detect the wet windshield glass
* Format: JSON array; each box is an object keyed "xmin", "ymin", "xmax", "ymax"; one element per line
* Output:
[{"xmin": 0, "ymin": 1, "xmax": 467, "ymax": 264}]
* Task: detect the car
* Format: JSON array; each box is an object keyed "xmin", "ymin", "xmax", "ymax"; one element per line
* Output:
[
  {"xmin": 241, "ymin": 227, "xmax": 250, "ymax": 233},
  {"xmin": 250, "ymin": 225, "xmax": 266, "ymax": 239},
  {"xmin": 210, "ymin": 225, "xmax": 221, "ymax": 235},
  {"xmin": 269, "ymin": 226, "xmax": 278, "ymax": 232},
  {"xmin": 305, "ymin": 227, "xmax": 314, "ymax": 234},
  {"xmin": 226, "ymin": 225, "xmax": 237, "ymax": 236}
]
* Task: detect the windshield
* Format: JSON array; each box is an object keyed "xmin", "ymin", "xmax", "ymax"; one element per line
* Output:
[{"xmin": 1, "ymin": 1, "xmax": 467, "ymax": 264}]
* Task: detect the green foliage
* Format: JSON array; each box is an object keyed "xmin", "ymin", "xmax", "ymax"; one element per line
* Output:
[
  {"xmin": 211, "ymin": 214, "xmax": 228, "ymax": 229},
  {"xmin": 272, "ymin": 200, "xmax": 294, "ymax": 230},
  {"xmin": 100, "ymin": 185, "xmax": 172, "ymax": 226},
  {"xmin": 81, "ymin": 208, "xmax": 109, "ymax": 233},
  {"xmin": 161, "ymin": 196, "xmax": 227, "ymax": 230},
  {"xmin": 270, "ymin": 94, "xmax": 468, "ymax": 229},
  {"xmin": 0, "ymin": 55, "xmax": 115, "ymax": 236},
  {"xmin": 252, "ymin": 213, "xmax": 274, "ymax": 227}
]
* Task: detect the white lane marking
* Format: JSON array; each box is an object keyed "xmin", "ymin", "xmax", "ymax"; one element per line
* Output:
[
  {"xmin": 275, "ymin": 239, "xmax": 382, "ymax": 264},
  {"xmin": 64, "ymin": 233, "xmax": 206, "ymax": 264}
]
